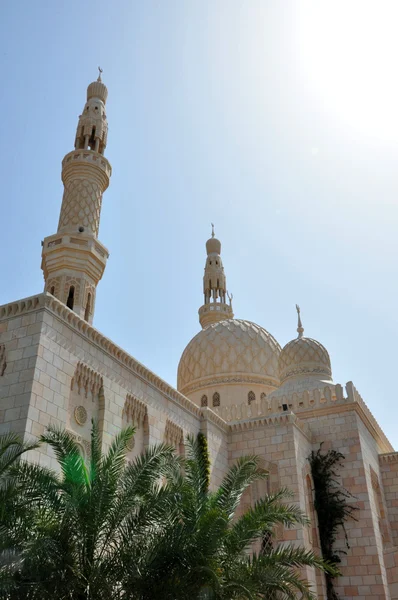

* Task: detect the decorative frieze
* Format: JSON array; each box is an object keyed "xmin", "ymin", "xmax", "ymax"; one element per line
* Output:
[
  {"xmin": 164, "ymin": 419, "xmax": 183, "ymax": 448},
  {"xmin": 71, "ymin": 362, "xmax": 103, "ymax": 399},
  {"xmin": 181, "ymin": 374, "xmax": 277, "ymax": 397},
  {"xmin": 123, "ymin": 394, "xmax": 147, "ymax": 427}
]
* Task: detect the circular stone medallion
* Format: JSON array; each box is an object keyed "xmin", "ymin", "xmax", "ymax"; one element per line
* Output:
[
  {"xmin": 126, "ymin": 437, "xmax": 135, "ymax": 451},
  {"xmin": 74, "ymin": 405, "xmax": 88, "ymax": 426}
]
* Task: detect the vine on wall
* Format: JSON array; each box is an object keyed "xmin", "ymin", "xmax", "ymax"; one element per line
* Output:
[
  {"xmin": 197, "ymin": 432, "xmax": 211, "ymax": 492},
  {"xmin": 309, "ymin": 444, "xmax": 358, "ymax": 600}
]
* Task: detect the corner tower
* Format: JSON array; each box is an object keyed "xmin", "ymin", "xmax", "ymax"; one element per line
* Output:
[
  {"xmin": 198, "ymin": 225, "xmax": 234, "ymax": 329},
  {"xmin": 41, "ymin": 69, "xmax": 112, "ymax": 324}
]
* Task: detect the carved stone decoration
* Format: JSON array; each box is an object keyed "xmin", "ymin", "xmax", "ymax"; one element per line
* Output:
[
  {"xmin": 0, "ymin": 344, "xmax": 6, "ymax": 376},
  {"xmin": 182, "ymin": 375, "xmax": 277, "ymax": 396},
  {"xmin": 125, "ymin": 437, "xmax": 135, "ymax": 451},
  {"xmin": 71, "ymin": 362, "xmax": 103, "ymax": 399},
  {"xmin": 66, "ymin": 429, "xmax": 91, "ymax": 459},
  {"xmin": 122, "ymin": 394, "xmax": 147, "ymax": 427},
  {"xmin": 74, "ymin": 405, "xmax": 88, "ymax": 426},
  {"xmin": 164, "ymin": 419, "xmax": 183, "ymax": 449}
]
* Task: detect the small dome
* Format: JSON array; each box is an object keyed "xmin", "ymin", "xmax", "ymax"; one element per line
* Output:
[
  {"xmin": 206, "ymin": 236, "xmax": 221, "ymax": 255},
  {"xmin": 177, "ymin": 319, "xmax": 281, "ymax": 395},
  {"xmin": 279, "ymin": 336, "xmax": 332, "ymax": 383},
  {"xmin": 87, "ymin": 80, "xmax": 108, "ymax": 104}
]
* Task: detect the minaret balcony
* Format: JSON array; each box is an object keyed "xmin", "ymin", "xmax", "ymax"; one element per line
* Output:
[
  {"xmin": 62, "ymin": 149, "xmax": 112, "ymax": 182},
  {"xmin": 198, "ymin": 302, "xmax": 234, "ymax": 328},
  {"xmin": 41, "ymin": 232, "xmax": 109, "ymax": 283}
]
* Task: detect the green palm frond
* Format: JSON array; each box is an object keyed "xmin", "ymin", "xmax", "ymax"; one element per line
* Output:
[
  {"xmin": 227, "ymin": 490, "xmax": 309, "ymax": 553},
  {"xmin": 0, "ymin": 432, "xmax": 39, "ymax": 478},
  {"xmin": 213, "ymin": 455, "xmax": 267, "ymax": 518}
]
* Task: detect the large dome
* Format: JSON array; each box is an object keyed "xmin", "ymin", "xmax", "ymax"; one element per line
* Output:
[
  {"xmin": 278, "ymin": 337, "xmax": 332, "ymax": 383},
  {"xmin": 177, "ymin": 319, "xmax": 281, "ymax": 395}
]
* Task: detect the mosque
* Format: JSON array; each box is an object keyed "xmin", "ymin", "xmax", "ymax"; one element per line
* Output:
[{"xmin": 1, "ymin": 74, "xmax": 398, "ymax": 599}]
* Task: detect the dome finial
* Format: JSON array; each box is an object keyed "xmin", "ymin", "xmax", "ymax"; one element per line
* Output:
[
  {"xmin": 211, "ymin": 223, "xmax": 215, "ymax": 238},
  {"xmin": 296, "ymin": 304, "xmax": 304, "ymax": 338},
  {"xmin": 97, "ymin": 66, "xmax": 103, "ymax": 82}
]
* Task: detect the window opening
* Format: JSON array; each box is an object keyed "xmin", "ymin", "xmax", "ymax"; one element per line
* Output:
[
  {"xmin": 201, "ymin": 395, "xmax": 208, "ymax": 407},
  {"xmin": 248, "ymin": 390, "xmax": 256, "ymax": 405},
  {"xmin": 212, "ymin": 392, "xmax": 220, "ymax": 407},
  {"xmin": 66, "ymin": 286, "xmax": 75, "ymax": 310}
]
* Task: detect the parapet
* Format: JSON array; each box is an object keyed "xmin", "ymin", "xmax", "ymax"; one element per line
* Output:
[{"xmin": 214, "ymin": 381, "xmax": 393, "ymax": 453}]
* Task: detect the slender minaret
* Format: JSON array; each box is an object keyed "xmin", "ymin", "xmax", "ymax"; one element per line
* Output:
[
  {"xmin": 41, "ymin": 69, "xmax": 112, "ymax": 324},
  {"xmin": 198, "ymin": 225, "xmax": 234, "ymax": 328}
]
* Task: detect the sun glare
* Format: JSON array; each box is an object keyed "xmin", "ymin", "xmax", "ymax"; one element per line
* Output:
[{"xmin": 297, "ymin": 1, "xmax": 398, "ymax": 142}]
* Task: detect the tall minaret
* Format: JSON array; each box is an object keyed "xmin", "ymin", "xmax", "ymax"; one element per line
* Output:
[
  {"xmin": 198, "ymin": 225, "xmax": 234, "ymax": 328},
  {"xmin": 41, "ymin": 69, "xmax": 112, "ymax": 324}
]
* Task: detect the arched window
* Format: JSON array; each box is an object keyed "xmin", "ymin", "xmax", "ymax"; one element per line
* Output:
[
  {"xmin": 84, "ymin": 293, "xmax": 91, "ymax": 322},
  {"xmin": 201, "ymin": 395, "xmax": 208, "ymax": 407},
  {"xmin": 261, "ymin": 530, "xmax": 274, "ymax": 555},
  {"xmin": 50, "ymin": 286, "xmax": 55, "ymax": 296},
  {"xmin": 66, "ymin": 286, "xmax": 75, "ymax": 310},
  {"xmin": 212, "ymin": 392, "xmax": 220, "ymax": 407},
  {"xmin": 306, "ymin": 474, "xmax": 315, "ymax": 546},
  {"xmin": 260, "ymin": 392, "xmax": 267, "ymax": 401},
  {"xmin": 248, "ymin": 391, "xmax": 256, "ymax": 405}
]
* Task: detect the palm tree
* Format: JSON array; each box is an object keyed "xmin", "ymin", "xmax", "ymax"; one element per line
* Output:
[
  {"xmin": 0, "ymin": 431, "xmax": 40, "ymax": 597},
  {"xmin": 0, "ymin": 423, "xmax": 179, "ymax": 600},
  {"xmin": 0, "ymin": 431, "xmax": 39, "ymax": 513},
  {"xmin": 1, "ymin": 427, "xmax": 333, "ymax": 600},
  {"xmin": 121, "ymin": 434, "xmax": 334, "ymax": 600}
]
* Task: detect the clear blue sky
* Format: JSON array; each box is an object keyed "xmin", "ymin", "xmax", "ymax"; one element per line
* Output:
[{"xmin": 1, "ymin": 1, "xmax": 398, "ymax": 447}]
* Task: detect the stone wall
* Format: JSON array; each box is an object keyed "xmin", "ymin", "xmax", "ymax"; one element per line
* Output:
[{"xmin": 0, "ymin": 293, "xmax": 228, "ymax": 477}]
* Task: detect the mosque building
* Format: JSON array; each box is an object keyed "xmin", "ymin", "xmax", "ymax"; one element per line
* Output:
[{"xmin": 1, "ymin": 74, "xmax": 398, "ymax": 599}]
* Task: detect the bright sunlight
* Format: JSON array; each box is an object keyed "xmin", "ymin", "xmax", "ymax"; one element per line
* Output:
[{"xmin": 297, "ymin": 1, "xmax": 398, "ymax": 141}]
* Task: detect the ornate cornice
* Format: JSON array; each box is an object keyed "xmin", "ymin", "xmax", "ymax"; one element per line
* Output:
[
  {"xmin": 0, "ymin": 295, "xmax": 44, "ymax": 320},
  {"xmin": 379, "ymin": 452, "xmax": 398, "ymax": 465}
]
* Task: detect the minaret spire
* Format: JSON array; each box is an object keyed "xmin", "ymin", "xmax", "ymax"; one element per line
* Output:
[
  {"xmin": 198, "ymin": 227, "xmax": 234, "ymax": 329},
  {"xmin": 296, "ymin": 304, "xmax": 304, "ymax": 338},
  {"xmin": 41, "ymin": 73, "xmax": 112, "ymax": 324}
]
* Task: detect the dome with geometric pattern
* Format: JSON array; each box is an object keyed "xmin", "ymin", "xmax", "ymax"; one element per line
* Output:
[
  {"xmin": 277, "ymin": 306, "xmax": 332, "ymax": 387},
  {"xmin": 278, "ymin": 336, "xmax": 332, "ymax": 383},
  {"xmin": 177, "ymin": 319, "xmax": 281, "ymax": 395}
]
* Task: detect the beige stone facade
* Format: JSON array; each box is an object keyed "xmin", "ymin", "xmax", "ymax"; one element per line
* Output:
[{"xmin": 2, "ymin": 75, "xmax": 398, "ymax": 599}]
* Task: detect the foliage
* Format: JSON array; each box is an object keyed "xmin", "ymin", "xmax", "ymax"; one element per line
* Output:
[
  {"xmin": 0, "ymin": 422, "xmax": 179, "ymax": 600},
  {"xmin": 0, "ymin": 425, "xmax": 335, "ymax": 600},
  {"xmin": 0, "ymin": 432, "xmax": 40, "ymax": 596},
  {"xmin": 121, "ymin": 434, "xmax": 335, "ymax": 600},
  {"xmin": 0, "ymin": 431, "xmax": 39, "ymax": 518},
  {"xmin": 196, "ymin": 432, "xmax": 211, "ymax": 492},
  {"xmin": 309, "ymin": 444, "xmax": 358, "ymax": 600}
]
